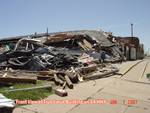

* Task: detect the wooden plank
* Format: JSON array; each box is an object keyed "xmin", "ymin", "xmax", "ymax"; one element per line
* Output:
[
  {"xmin": 0, "ymin": 77, "xmax": 37, "ymax": 84},
  {"xmin": 83, "ymin": 39, "xmax": 93, "ymax": 49},
  {"xmin": 77, "ymin": 41, "xmax": 87, "ymax": 50},
  {"xmin": 54, "ymin": 74, "xmax": 60, "ymax": 85},
  {"xmin": 84, "ymin": 69, "xmax": 119, "ymax": 80},
  {"xmin": 81, "ymin": 65, "xmax": 97, "ymax": 74},
  {"xmin": 38, "ymin": 71, "xmax": 54, "ymax": 76},
  {"xmin": 54, "ymin": 74, "xmax": 64, "ymax": 85},
  {"xmin": 64, "ymin": 75, "xmax": 73, "ymax": 89},
  {"xmin": 65, "ymin": 71, "xmax": 78, "ymax": 83},
  {"xmin": 54, "ymin": 89, "xmax": 68, "ymax": 97},
  {"xmin": 37, "ymin": 76, "xmax": 54, "ymax": 81},
  {"xmin": 58, "ymin": 78, "xmax": 64, "ymax": 86}
]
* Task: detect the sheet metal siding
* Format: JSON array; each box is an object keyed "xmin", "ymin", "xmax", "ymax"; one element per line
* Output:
[{"xmin": 130, "ymin": 47, "xmax": 136, "ymax": 60}]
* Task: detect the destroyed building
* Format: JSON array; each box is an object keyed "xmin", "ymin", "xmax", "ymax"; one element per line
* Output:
[
  {"xmin": 0, "ymin": 30, "xmax": 144, "ymax": 70},
  {"xmin": 0, "ymin": 29, "xmax": 145, "ymax": 112},
  {"xmin": 0, "ymin": 30, "xmax": 126, "ymax": 61},
  {"xmin": 0, "ymin": 30, "xmax": 144, "ymax": 71},
  {"xmin": 0, "ymin": 30, "xmax": 144, "ymax": 96},
  {"xmin": 108, "ymin": 34, "xmax": 144, "ymax": 60}
]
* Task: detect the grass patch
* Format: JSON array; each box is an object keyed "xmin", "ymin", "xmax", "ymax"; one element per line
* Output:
[
  {"xmin": 3, "ymin": 89, "xmax": 51, "ymax": 100},
  {"xmin": 0, "ymin": 80, "xmax": 53, "ymax": 100},
  {"xmin": 147, "ymin": 73, "xmax": 150, "ymax": 79}
]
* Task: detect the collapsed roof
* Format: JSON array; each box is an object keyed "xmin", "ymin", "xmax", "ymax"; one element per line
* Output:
[
  {"xmin": 0, "ymin": 30, "xmax": 113, "ymax": 47},
  {"xmin": 0, "ymin": 30, "xmax": 124, "ymax": 61},
  {"xmin": 54, "ymin": 30, "xmax": 114, "ymax": 47}
]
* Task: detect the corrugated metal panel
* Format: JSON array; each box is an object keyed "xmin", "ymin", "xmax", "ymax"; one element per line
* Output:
[
  {"xmin": 130, "ymin": 47, "xmax": 136, "ymax": 60},
  {"xmin": 137, "ymin": 44, "xmax": 144, "ymax": 59},
  {"xmin": 125, "ymin": 46, "xmax": 130, "ymax": 60}
]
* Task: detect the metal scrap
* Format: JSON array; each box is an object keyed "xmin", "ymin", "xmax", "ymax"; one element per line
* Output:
[{"xmin": 0, "ymin": 30, "xmax": 124, "ymax": 97}]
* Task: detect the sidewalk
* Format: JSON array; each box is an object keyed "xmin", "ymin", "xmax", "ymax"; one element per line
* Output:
[
  {"xmin": 13, "ymin": 60, "xmax": 150, "ymax": 113},
  {"xmin": 116, "ymin": 60, "xmax": 142, "ymax": 75},
  {"xmin": 13, "ymin": 77, "xmax": 114, "ymax": 113}
]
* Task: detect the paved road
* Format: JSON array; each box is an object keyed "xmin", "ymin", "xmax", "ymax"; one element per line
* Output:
[
  {"xmin": 13, "ymin": 59, "xmax": 150, "ymax": 113},
  {"xmin": 122, "ymin": 60, "xmax": 148, "ymax": 81},
  {"xmin": 140, "ymin": 60, "xmax": 150, "ymax": 83}
]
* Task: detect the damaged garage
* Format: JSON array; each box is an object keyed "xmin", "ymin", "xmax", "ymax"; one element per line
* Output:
[{"xmin": 0, "ymin": 30, "xmax": 143, "ymax": 96}]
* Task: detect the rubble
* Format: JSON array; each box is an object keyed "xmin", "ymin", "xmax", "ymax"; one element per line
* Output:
[
  {"xmin": 0, "ymin": 38, "xmax": 80, "ymax": 71},
  {"xmin": 84, "ymin": 66, "xmax": 119, "ymax": 80},
  {"xmin": 54, "ymin": 89, "xmax": 68, "ymax": 97},
  {"xmin": 0, "ymin": 29, "xmax": 144, "ymax": 97},
  {"xmin": 0, "ymin": 76, "xmax": 37, "ymax": 84}
]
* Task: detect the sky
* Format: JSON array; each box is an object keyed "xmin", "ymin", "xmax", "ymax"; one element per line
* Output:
[{"xmin": 0, "ymin": 0, "xmax": 150, "ymax": 51}]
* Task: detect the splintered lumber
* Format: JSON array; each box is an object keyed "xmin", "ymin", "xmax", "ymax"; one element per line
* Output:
[
  {"xmin": 38, "ymin": 71, "xmax": 54, "ymax": 76},
  {"xmin": 84, "ymin": 69, "xmax": 119, "ymax": 80},
  {"xmin": 57, "ymin": 74, "xmax": 65, "ymax": 81},
  {"xmin": 54, "ymin": 74, "xmax": 60, "ymax": 85},
  {"xmin": 70, "ymin": 67, "xmax": 83, "ymax": 82},
  {"xmin": 2, "ymin": 73, "xmax": 7, "ymax": 77},
  {"xmin": 62, "ymin": 82, "xmax": 67, "ymax": 89},
  {"xmin": 5, "ymin": 85, "xmax": 52, "ymax": 92},
  {"xmin": 54, "ymin": 89, "xmax": 68, "ymax": 97},
  {"xmin": 83, "ymin": 39, "xmax": 93, "ymax": 50},
  {"xmin": 77, "ymin": 41, "xmax": 88, "ymax": 50},
  {"xmin": 64, "ymin": 75, "xmax": 73, "ymax": 89},
  {"xmin": 38, "ymin": 70, "xmax": 65, "ymax": 76},
  {"xmin": 54, "ymin": 74, "xmax": 64, "ymax": 85},
  {"xmin": 0, "ymin": 77, "xmax": 37, "ymax": 84},
  {"xmin": 80, "ymin": 65, "xmax": 97, "ymax": 74},
  {"xmin": 65, "ymin": 71, "xmax": 78, "ymax": 83},
  {"xmin": 58, "ymin": 78, "xmax": 64, "ymax": 86},
  {"xmin": 37, "ymin": 76, "xmax": 54, "ymax": 81}
]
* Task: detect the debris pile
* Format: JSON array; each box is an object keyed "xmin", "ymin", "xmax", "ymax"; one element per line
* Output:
[
  {"xmin": 0, "ymin": 37, "xmax": 118, "ymax": 94},
  {"xmin": 0, "ymin": 38, "xmax": 80, "ymax": 71},
  {"xmin": 0, "ymin": 29, "xmax": 144, "ymax": 97}
]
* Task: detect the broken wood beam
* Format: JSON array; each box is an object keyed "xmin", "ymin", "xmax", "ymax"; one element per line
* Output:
[
  {"xmin": 37, "ymin": 76, "xmax": 54, "ymax": 81},
  {"xmin": 54, "ymin": 74, "xmax": 60, "ymax": 85},
  {"xmin": 37, "ymin": 70, "xmax": 65, "ymax": 76},
  {"xmin": 57, "ymin": 74, "xmax": 65, "ymax": 81},
  {"xmin": 76, "ymin": 65, "xmax": 97, "ymax": 74},
  {"xmin": 54, "ymin": 74, "xmax": 64, "ymax": 85},
  {"xmin": 84, "ymin": 69, "xmax": 119, "ymax": 80},
  {"xmin": 54, "ymin": 89, "xmax": 68, "ymax": 97},
  {"xmin": 0, "ymin": 77, "xmax": 37, "ymax": 84},
  {"xmin": 64, "ymin": 75, "xmax": 73, "ymax": 89},
  {"xmin": 38, "ymin": 71, "xmax": 54, "ymax": 76},
  {"xmin": 65, "ymin": 71, "xmax": 78, "ymax": 83},
  {"xmin": 62, "ymin": 82, "xmax": 67, "ymax": 89},
  {"xmin": 58, "ymin": 78, "xmax": 64, "ymax": 86}
]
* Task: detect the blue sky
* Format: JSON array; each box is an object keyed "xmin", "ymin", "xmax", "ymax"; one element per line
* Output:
[{"xmin": 0, "ymin": 0, "xmax": 150, "ymax": 51}]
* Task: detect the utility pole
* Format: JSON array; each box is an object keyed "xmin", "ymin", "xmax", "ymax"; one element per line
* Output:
[
  {"xmin": 46, "ymin": 28, "xmax": 49, "ymax": 35},
  {"xmin": 131, "ymin": 23, "xmax": 133, "ymax": 37},
  {"xmin": 46, "ymin": 27, "xmax": 49, "ymax": 37}
]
